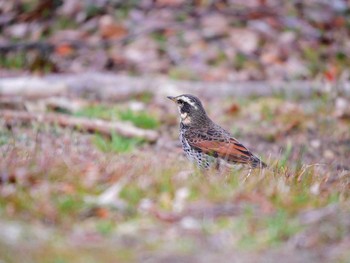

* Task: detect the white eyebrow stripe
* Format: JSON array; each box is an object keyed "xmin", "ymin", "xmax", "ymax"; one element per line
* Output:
[{"xmin": 178, "ymin": 96, "xmax": 198, "ymax": 109}]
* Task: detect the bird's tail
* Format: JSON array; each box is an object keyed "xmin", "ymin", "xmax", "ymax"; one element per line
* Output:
[{"xmin": 251, "ymin": 155, "xmax": 267, "ymax": 168}]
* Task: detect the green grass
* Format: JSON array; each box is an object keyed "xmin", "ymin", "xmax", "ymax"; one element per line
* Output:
[
  {"xmin": 168, "ymin": 67, "xmax": 198, "ymax": 80},
  {"xmin": 75, "ymin": 106, "xmax": 159, "ymax": 129},
  {"xmin": 0, "ymin": 129, "xmax": 11, "ymax": 146},
  {"xmin": 96, "ymin": 220, "xmax": 115, "ymax": 236},
  {"xmin": 301, "ymin": 45, "xmax": 328, "ymax": 77},
  {"xmin": 118, "ymin": 109, "xmax": 159, "ymax": 129},
  {"xmin": 0, "ymin": 53, "xmax": 27, "ymax": 69},
  {"xmin": 131, "ymin": 92, "xmax": 154, "ymax": 103},
  {"xmin": 234, "ymin": 52, "xmax": 248, "ymax": 70},
  {"xmin": 279, "ymin": 140, "xmax": 293, "ymax": 168},
  {"xmin": 75, "ymin": 106, "xmax": 158, "ymax": 152},
  {"xmin": 265, "ymin": 209, "xmax": 300, "ymax": 245},
  {"xmin": 74, "ymin": 105, "xmax": 119, "ymax": 120},
  {"xmin": 93, "ymin": 133, "xmax": 143, "ymax": 153},
  {"xmin": 120, "ymin": 184, "xmax": 145, "ymax": 207}
]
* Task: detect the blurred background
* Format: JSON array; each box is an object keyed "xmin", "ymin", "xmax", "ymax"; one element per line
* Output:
[
  {"xmin": 0, "ymin": 1, "xmax": 350, "ymax": 263},
  {"xmin": 1, "ymin": 0, "xmax": 349, "ymax": 81}
]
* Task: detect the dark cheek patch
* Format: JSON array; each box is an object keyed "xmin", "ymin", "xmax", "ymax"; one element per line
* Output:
[{"xmin": 180, "ymin": 103, "xmax": 191, "ymax": 114}]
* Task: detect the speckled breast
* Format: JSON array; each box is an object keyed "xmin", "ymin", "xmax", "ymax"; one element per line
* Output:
[{"xmin": 179, "ymin": 127, "xmax": 212, "ymax": 169}]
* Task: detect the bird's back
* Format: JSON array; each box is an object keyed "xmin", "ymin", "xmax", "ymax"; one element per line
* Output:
[{"xmin": 184, "ymin": 122, "xmax": 266, "ymax": 168}]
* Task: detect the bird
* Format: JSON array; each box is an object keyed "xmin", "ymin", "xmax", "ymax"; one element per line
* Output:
[{"xmin": 167, "ymin": 94, "xmax": 266, "ymax": 170}]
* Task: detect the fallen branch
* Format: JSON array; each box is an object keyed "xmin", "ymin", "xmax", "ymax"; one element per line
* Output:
[
  {"xmin": 0, "ymin": 77, "xmax": 67, "ymax": 98},
  {"xmin": 2, "ymin": 73, "xmax": 350, "ymax": 100},
  {"xmin": 0, "ymin": 110, "xmax": 158, "ymax": 142}
]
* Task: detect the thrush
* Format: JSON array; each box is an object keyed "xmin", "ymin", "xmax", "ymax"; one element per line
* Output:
[{"xmin": 167, "ymin": 94, "xmax": 266, "ymax": 169}]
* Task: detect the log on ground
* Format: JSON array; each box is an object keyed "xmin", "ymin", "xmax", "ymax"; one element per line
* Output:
[{"xmin": 0, "ymin": 110, "xmax": 158, "ymax": 142}]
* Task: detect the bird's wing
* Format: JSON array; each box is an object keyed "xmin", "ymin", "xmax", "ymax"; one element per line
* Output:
[{"xmin": 186, "ymin": 127, "xmax": 264, "ymax": 167}]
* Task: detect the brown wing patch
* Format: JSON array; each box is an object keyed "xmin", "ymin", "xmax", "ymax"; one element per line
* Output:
[{"xmin": 189, "ymin": 138, "xmax": 253, "ymax": 165}]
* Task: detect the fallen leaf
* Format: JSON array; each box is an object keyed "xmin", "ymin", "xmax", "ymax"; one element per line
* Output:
[
  {"xmin": 55, "ymin": 43, "xmax": 74, "ymax": 56},
  {"xmin": 96, "ymin": 207, "xmax": 110, "ymax": 218},
  {"xmin": 99, "ymin": 15, "xmax": 127, "ymax": 39},
  {"xmin": 225, "ymin": 102, "xmax": 240, "ymax": 115}
]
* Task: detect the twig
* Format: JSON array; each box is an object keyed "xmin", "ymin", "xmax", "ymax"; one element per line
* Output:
[{"xmin": 0, "ymin": 110, "xmax": 158, "ymax": 142}]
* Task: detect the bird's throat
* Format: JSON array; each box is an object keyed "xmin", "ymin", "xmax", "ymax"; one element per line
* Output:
[{"xmin": 180, "ymin": 112, "xmax": 191, "ymax": 125}]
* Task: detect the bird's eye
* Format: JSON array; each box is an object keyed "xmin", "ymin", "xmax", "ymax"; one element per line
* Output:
[{"xmin": 177, "ymin": 100, "xmax": 184, "ymax": 105}]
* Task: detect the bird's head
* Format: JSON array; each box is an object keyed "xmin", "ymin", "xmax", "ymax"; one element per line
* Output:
[{"xmin": 167, "ymin": 94, "xmax": 209, "ymax": 126}]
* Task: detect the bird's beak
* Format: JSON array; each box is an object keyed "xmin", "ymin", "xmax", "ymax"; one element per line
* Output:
[{"xmin": 167, "ymin": 96, "xmax": 177, "ymax": 102}]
